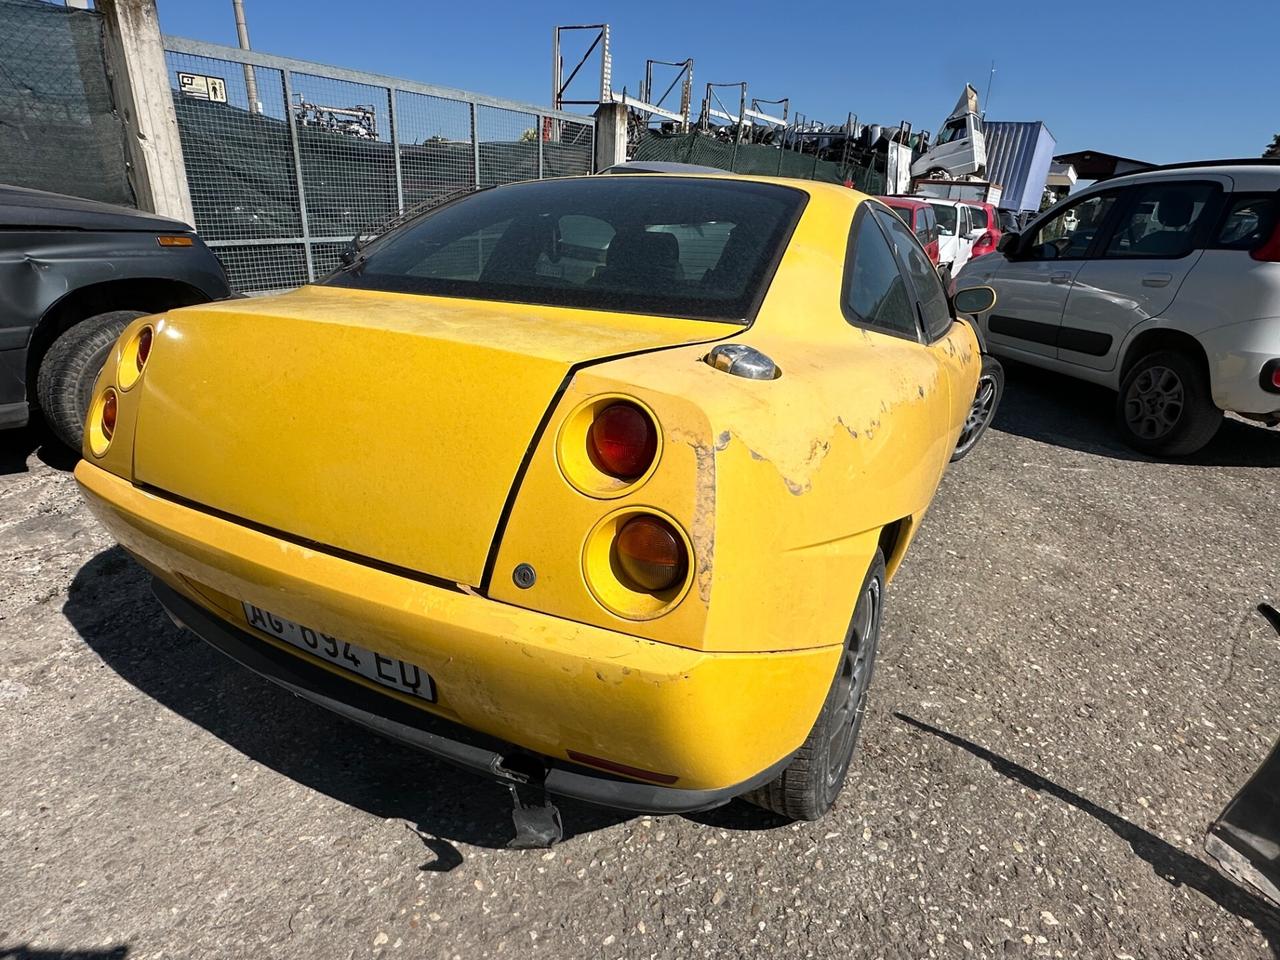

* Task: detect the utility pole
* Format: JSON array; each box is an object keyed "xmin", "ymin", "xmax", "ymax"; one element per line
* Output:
[{"xmin": 231, "ymin": 0, "xmax": 261, "ymax": 114}]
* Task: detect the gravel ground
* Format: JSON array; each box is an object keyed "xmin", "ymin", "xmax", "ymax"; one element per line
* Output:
[{"xmin": 3, "ymin": 363, "xmax": 1280, "ymax": 960}]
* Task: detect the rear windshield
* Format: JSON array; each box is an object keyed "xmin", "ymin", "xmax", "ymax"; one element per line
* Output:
[
  {"xmin": 884, "ymin": 203, "xmax": 915, "ymax": 228},
  {"xmin": 325, "ymin": 177, "xmax": 807, "ymax": 323},
  {"xmin": 930, "ymin": 203, "xmax": 957, "ymax": 235}
]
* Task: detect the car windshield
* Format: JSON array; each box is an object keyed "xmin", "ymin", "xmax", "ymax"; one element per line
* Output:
[
  {"xmin": 325, "ymin": 177, "xmax": 806, "ymax": 323},
  {"xmin": 934, "ymin": 118, "xmax": 967, "ymax": 146},
  {"xmin": 930, "ymin": 203, "xmax": 957, "ymax": 236}
]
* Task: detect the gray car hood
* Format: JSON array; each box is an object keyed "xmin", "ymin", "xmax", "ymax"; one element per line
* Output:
[{"xmin": 0, "ymin": 184, "xmax": 192, "ymax": 233}]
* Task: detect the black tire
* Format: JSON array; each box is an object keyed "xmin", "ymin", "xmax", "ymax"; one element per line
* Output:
[
  {"xmin": 951, "ymin": 354, "xmax": 1004, "ymax": 462},
  {"xmin": 745, "ymin": 549, "xmax": 886, "ymax": 821},
  {"xmin": 1116, "ymin": 349, "xmax": 1222, "ymax": 457},
  {"xmin": 35, "ymin": 310, "xmax": 142, "ymax": 451}
]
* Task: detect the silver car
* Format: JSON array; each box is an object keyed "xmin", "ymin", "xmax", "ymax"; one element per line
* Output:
[{"xmin": 957, "ymin": 160, "xmax": 1280, "ymax": 456}]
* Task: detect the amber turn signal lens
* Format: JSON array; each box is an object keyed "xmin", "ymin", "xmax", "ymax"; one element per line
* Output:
[
  {"xmin": 101, "ymin": 389, "xmax": 118, "ymax": 440},
  {"xmin": 589, "ymin": 402, "xmax": 657, "ymax": 479},
  {"xmin": 615, "ymin": 515, "xmax": 686, "ymax": 592},
  {"xmin": 135, "ymin": 326, "xmax": 153, "ymax": 371}
]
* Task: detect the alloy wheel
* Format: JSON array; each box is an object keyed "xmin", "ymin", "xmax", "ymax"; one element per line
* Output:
[
  {"xmin": 1123, "ymin": 365, "xmax": 1184, "ymax": 440},
  {"xmin": 826, "ymin": 577, "xmax": 882, "ymax": 790},
  {"xmin": 955, "ymin": 373, "xmax": 999, "ymax": 457}
]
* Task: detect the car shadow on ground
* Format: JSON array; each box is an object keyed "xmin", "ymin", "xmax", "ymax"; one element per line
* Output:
[
  {"xmin": 63, "ymin": 548, "xmax": 632, "ymax": 857},
  {"xmin": 0, "ymin": 947, "xmax": 129, "ymax": 960},
  {"xmin": 991, "ymin": 360, "xmax": 1280, "ymax": 468},
  {"xmin": 895, "ymin": 712, "xmax": 1280, "ymax": 957},
  {"xmin": 0, "ymin": 422, "xmax": 77, "ymax": 476}
]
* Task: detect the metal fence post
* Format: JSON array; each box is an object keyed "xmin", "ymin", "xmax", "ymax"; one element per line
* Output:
[
  {"xmin": 470, "ymin": 101, "xmax": 481, "ymax": 188},
  {"xmin": 536, "ymin": 114, "xmax": 544, "ymax": 178},
  {"xmin": 280, "ymin": 68, "xmax": 314, "ymax": 281},
  {"xmin": 388, "ymin": 86, "xmax": 405, "ymax": 214}
]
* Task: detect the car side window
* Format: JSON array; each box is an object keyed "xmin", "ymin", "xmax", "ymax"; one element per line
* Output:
[
  {"xmin": 1103, "ymin": 181, "xmax": 1219, "ymax": 259},
  {"xmin": 1026, "ymin": 192, "xmax": 1118, "ymax": 260},
  {"xmin": 914, "ymin": 207, "xmax": 933, "ymax": 247},
  {"xmin": 875, "ymin": 207, "xmax": 952, "ymax": 342},
  {"xmin": 842, "ymin": 207, "xmax": 919, "ymax": 341},
  {"xmin": 968, "ymin": 205, "xmax": 988, "ymax": 230},
  {"xmin": 1213, "ymin": 194, "xmax": 1277, "ymax": 249}
]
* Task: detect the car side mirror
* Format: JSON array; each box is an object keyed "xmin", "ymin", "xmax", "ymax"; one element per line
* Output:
[
  {"xmin": 953, "ymin": 285, "xmax": 997, "ymax": 315},
  {"xmin": 997, "ymin": 232, "xmax": 1020, "ymax": 255}
]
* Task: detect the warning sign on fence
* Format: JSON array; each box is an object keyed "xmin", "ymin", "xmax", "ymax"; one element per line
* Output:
[{"xmin": 178, "ymin": 72, "xmax": 227, "ymax": 103}]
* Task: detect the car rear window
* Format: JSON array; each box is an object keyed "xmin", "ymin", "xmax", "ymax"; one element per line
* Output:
[
  {"xmin": 1213, "ymin": 193, "xmax": 1278, "ymax": 250},
  {"xmin": 325, "ymin": 177, "xmax": 807, "ymax": 323},
  {"xmin": 930, "ymin": 203, "xmax": 957, "ymax": 236}
]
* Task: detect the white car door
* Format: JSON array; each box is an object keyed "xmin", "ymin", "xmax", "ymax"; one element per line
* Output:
[
  {"xmin": 1058, "ymin": 176, "xmax": 1231, "ymax": 372},
  {"xmin": 961, "ymin": 190, "xmax": 1122, "ymax": 360}
]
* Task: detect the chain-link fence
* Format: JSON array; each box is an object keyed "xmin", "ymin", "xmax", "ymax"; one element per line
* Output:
[
  {"xmin": 162, "ymin": 37, "xmax": 595, "ymax": 293},
  {"xmin": 633, "ymin": 130, "xmax": 886, "ymax": 195},
  {"xmin": 0, "ymin": 0, "xmax": 133, "ymax": 206}
]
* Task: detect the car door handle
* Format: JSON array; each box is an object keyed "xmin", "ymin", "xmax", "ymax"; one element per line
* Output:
[
  {"xmin": 1050, "ymin": 272, "xmax": 1072, "ymax": 284},
  {"xmin": 1142, "ymin": 272, "xmax": 1173, "ymax": 287}
]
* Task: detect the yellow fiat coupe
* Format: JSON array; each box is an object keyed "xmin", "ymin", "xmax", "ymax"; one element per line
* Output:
[{"xmin": 76, "ymin": 173, "xmax": 996, "ymax": 827}]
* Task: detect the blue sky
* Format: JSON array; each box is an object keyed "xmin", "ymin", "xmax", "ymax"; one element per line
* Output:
[{"xmin": 157, "ymin": 0, "xmax": 1277, "ymax": 164}]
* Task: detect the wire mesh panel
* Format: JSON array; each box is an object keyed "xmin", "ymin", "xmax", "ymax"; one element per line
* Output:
[
  {"xmin": 210, "ymin": 242, "xmax": 309, "ymax": 293},
  {"xmin": 0, "ymin": 0, "xmax": 131, "ymax": 205},
  {"xmin": 162, "ymin": 37, "xmax": 594, "ymax": 292},
  {"xmin": 476, "ymin": 105, "xmax": 539, "ymax": 187},
  {"xmin": 543, "ymin": 118, "xmax": 594, "ymax": 179},
  {"xmin": 395, "ymin": 90, "xmax": 476, "ymax": 207},
  {"xmin": 165, "ymin": 50, "xmax": 301, "ymax": 242},
  {"xmin": 289, "ymin": 72, "xmax": 397, "ymax": 240}
]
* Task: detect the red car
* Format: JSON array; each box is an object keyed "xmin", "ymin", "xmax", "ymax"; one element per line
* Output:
[
  {"xmin": 958, "ymin": 200, "xmax": 1002, "ymax": 259},
  {"xmin": 879, "ymin": 196, "xmax": 941, "ymax": 266}
]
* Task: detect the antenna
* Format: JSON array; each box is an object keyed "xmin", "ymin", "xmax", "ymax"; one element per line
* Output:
[{"xmin": 983, "ymin": 60, "xmax": 996, "ymax": 117}]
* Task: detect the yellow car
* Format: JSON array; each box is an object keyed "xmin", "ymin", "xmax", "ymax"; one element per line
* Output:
[{"xmin": 76, "ymin": 173, "xmax": 994, "ymax": 825}]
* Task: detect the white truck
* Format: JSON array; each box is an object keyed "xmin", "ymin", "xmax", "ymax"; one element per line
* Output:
[{"xmin": 910, "ymin": 85, "xmax": 986, "ymax": 180}]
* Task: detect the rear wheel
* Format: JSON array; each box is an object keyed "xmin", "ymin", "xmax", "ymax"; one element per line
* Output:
[
  {"xmin": 36, "ymin": 310, "xmax": 142, "ymax": 451},
  {"xmin": 952, "ymin": 355, "xmax": 1004, "ymax": 462},
  {"xmin": 745, "ymin": 549, "xmax": 885, "ymax": 821},
  {"xmin": 1116, "ymin": 349, "xmax": 1222, "ymax": 457}
]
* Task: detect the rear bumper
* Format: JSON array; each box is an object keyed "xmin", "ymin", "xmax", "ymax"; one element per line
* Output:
[
  {"xmin": 1200, "ymin": 316, "xmax": 1280, "ymax": 416},
  {"xmin": 75, "ymin": 461, "xmax": 838, "ymax": 807},
  {"xmin": 152, "ymin": 579, "xmax": 790, "ymax": 813}
]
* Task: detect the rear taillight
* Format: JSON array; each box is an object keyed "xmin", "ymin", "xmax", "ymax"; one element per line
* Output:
[
  {"xmin": 589, "ymin": 402, "xmax": 657, "ymax": 479},
  {"xmin": 615, "ymin": 515, "xmax": 687, "ymax": 592},
  {"xmin": 136, "ymin": 326, "xmax": 153, "ymax": 370},
  {"xmin": 1262, "ymin": 359, "xmax": 1280, "ymax": 394},
  {"xmin": 101, "ymin": 389, "xmax": 117, "ymax": 439},
  {"xmin": 1252, "ymin": 218, "xmax": 1280, "ymax": 262}
]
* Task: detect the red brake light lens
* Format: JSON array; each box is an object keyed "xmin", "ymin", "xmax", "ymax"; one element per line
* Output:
[
  {"xmin": 615, "ymin": 515, "xmax": 687, "ymax": 592},
  {"xmin": 101, "ymin": 389, "xmax": 117, "ymax": 440},
  {"xmin": 135, "ymin": 326, "xmax": 153, "ymax": 371},
  {"xmin": 1252, "ymin": 217, "xmax": 1280, "ymax": 262},
  {"xmin": 588, "ymin": 402, "xmax": 657, "ymax": 480}
]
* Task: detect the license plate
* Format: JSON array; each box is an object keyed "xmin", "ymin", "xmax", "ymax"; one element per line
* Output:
[{"xmin": 241, "ymin": 602, "xmax": 435, "ymax": 702}]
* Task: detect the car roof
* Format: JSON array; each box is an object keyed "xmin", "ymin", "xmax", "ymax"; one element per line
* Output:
[
  {"xmin": 0, "ymin": 183, "xmax": 192, "ymax": 232},
  {"xmin": 1101, "ymin": 160, "xmax": 1280, "ymax": 191},
  {"xmin": 880, "ymin": 195, "xmax": 929, "ymax": 208}
]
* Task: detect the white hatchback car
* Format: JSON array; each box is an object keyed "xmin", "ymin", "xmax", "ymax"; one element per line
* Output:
[{"xmin": 957, "ymin": 161, "xmax": 1280, "ymax": 455}]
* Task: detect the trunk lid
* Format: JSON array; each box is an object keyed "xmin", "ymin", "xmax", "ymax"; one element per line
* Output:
[{"xmin": 134, "ymin": 285, "xmax": 736, "ymax": 586}]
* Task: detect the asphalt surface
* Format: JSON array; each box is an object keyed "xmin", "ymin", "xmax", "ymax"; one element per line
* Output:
[{"xmin": 3, "ymin": 363, "xmax": 1280, "ymax": 959}]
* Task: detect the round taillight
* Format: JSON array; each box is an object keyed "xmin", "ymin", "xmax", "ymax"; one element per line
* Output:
[
  {"xmin": 135, "ymin": 326, "xmax": 153, "ymax": 371},
  {"xmin": 101, "ymin": 389, "xmax": 118, "ymax": 440},
  {"xmin": 588, "ymin": 402, "xmax": 657, "ymax": 480},
  {"xmin": 615, "ymin": 515, "xmax": 687, "ymax": 592}
]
